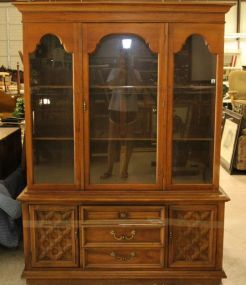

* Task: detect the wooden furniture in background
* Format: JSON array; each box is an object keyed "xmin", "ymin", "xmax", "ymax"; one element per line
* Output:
[
  {"xmin": 14, "ymin": 1, "xmax": 232, "ymax": 284},
  {"xmin": 0, "ymin": 127, "xmax": 22, "ymax": 179},
  {"xmin": 0, "ymin": 91, "xmax": 16, "ymax": 116}
]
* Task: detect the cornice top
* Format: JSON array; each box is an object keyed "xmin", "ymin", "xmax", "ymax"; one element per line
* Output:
[{"xmin": 13, "ymin": 1, "xmax": 234, "ymax": 14}]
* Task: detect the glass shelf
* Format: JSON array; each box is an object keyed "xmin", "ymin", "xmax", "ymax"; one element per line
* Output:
[
  {"xmin": 31, "ymin": 85, "xmax": 72, "ymax": 89},
  {"xmin": 173, "ymin": 138, "xmax": 213, "ymax": 141},
  {"xmin": 90, "ymin": 138, "xmax": 156, "ymax": 141},
  {"xmin": 91, "ymin": 85, "xmax": 157, "ymax": 89},
  {"xmin": 33, "ymin": 137, "xmax": 74, "ymax": 141}
]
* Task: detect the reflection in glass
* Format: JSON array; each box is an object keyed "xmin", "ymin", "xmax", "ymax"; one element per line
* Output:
[
  {"xmin": 89, "ymin": 35, "xmax": 157, "ymax": 184},
  {"xmin": 30, "ymin": 34, "xmax": 74, "ymax": 184},
  {"xmin": 172, "ymin": 35, "xmax": 216, "ymax": 184}
]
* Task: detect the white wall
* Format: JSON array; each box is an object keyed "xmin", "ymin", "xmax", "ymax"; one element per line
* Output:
[
  {"xmin": 0, "ymin": 3, "xmax": 23, "ymax": 70},
  {"xmin": 225, "ymin": 4, "xmax": 238, "ymax": 34},
  {"xmin": 225, "ymin": 3, "xmax": 246, "ymax": 67},
  {"xmin": 240, "ymin": 2, "xmax": 246, "ymax": 66}
]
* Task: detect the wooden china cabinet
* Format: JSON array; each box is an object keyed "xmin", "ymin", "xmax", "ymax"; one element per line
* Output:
[{"xmin": 15, "ymin": 1, "xmax": 232, "ymax": 283}]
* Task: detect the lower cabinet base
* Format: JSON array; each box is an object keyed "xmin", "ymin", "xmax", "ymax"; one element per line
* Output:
[{"xmin": 21, "ymin": 198, "xmax": 229, "ymax": 284}]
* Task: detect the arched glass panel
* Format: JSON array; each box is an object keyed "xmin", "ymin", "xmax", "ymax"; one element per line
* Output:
[
  {"xmin": 172, "ymin": 35, "xmax": 216, "ymax": 184},
  {"xmin": 89, "ymin": 35, "xmax": 157, "ymax": 184},
  {"xmin": 29, "ymin": 34, "xmax": 74, "ymax": 184}
]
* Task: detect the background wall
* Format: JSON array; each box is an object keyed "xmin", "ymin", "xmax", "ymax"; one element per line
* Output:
[
  {"xmin": 0, "ymin": 3, "xmax": 22, "ymax": 70},
  {"xmin": 225, "ymin": 2, "xmax": 246, "ymax": 67},
  {"xmin": 240, "ymin": 2, "xmax": 246, "ymax": 66}
]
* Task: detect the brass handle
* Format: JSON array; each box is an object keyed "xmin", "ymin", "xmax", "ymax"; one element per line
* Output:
[
  {"xmin": 169, "ymin": 231, "xmax": 173, "ymax": 240},
  {"xmin": 110, "ymin": 230, "xmax": 136, "ymax": 241},
  {"xmin": 110, "ymin": 251, "xmax": 136, "ymax": 262},
  {"xmin": 83, "ymin": 101, "xmax": 87, "ymax": 112}
]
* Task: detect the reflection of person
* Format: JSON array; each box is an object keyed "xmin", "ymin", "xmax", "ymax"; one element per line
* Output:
[{"xmin": 101, "ymin": 53, "xmax": 142, "ymax": 179}]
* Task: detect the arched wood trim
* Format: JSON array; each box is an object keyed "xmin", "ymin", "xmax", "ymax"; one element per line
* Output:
[
  {"xmin": 85, "ymin": 23, "xmax": 163, "ymax": 54},
  {"xmin": 174, "ymin": 33, "xmax": 214, "ymax": 55},
  {"xmin": 24, "ymin": 23, "xmax": 75, "ymax": 54},
  {"xmin": 88, "ymin": 33, "xmax": 157, "ymax": 55},
  {"xmin": 28, "ymin": 33, "xmax": 72, "ymax": 56},
  {"xmin": 170, "ymin": 23, "xmax": 224, "ymax": 55}
]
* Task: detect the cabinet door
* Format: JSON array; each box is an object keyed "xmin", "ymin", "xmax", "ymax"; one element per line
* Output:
[
  {"xmin": 24, "ymin": 24, "xmax": 80, "ymax": 189},
  {"xmin": 83, "ymin": 23, "xmax": 166, "ymax": 190},
  {"xmin": 168, "ymin": 205, "xmax": 217, "ymax": 268},
  {"xmin": 29, "ymin": 205, "xmax": 78, "ymax": 267},
  {"xmin": 167, "ymin": 24, "xmax": 224, "ymax": 189}
]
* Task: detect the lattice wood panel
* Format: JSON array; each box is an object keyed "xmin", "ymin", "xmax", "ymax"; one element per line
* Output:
[
  {"xmin": 30, "ymin": 205, "xmax": 78, "ymax": 267},
  {"xmin": 169, "ymin": 205, "xmax": 217, "ymax": 267}
]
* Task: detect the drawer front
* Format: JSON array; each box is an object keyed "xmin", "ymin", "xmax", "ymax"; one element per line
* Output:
[
  {"xmin": 84, "ymin": 248, "xmax": 164, "ymax": 268},
  {"xmin": 81, "ymin": 206, "xmax": 165, "ymax": 223},
  {"xmin": 83, "ymin": 226, "xmax": 164, "ymax": 246}
]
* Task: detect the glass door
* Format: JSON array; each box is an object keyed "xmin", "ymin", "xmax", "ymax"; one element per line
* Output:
[
  {"xmin": 83, "ymin": 24, "xmax": 165, "ymax": 189},
  {"xmin": 171, "ymin": 34, "xmax": 216, "ymax": 185},
  {"xmin": 29, "ymin": 34, "xmax": 75, "ymax": 185}
]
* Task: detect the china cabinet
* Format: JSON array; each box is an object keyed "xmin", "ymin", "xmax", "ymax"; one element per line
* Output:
[{"xmin": 15, "ymin": 1, "xmax": 232, "ymax": 283}]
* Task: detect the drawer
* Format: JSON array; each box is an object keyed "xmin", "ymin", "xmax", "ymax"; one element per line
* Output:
[
  {"xmin": 82, "ymin": 225, "xmax": 164, "ymax": 246},
  {"xmin": 84, "ymin": 248, "xmax": 164, "ymax": 268},
  {"xmin": 81, "ymin": 206, "xmax": 165, "ymax": 224}
]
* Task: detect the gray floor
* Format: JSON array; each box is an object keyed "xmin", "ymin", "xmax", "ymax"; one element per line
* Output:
[{"xmin": 0, "ymin": 167, "xmax": 245, "ymax": 285}]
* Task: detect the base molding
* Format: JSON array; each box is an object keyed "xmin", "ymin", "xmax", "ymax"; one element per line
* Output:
[{"xmin": 23, "ymin": 269, "xmax": 226, "ymax": 280}]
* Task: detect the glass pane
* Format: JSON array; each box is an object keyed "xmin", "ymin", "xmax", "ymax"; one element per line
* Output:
[
  {"xmin": 89, "ymin": 35, "xmax": 157, "ymax": 184},
  {"xmin": 30, "ymin": 34, "xmax": 74, "ymax": 184},
  {"xmin": 172, "ymin": 35, "xmax": 216, "ymax": 184}
]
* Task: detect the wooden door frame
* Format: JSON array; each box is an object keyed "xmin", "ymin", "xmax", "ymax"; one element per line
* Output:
[
  {"xmin": 166, "ymin": 23, "xmax": 225, "ymax": 191},
  {"xmin": 23, "ymin": 23, "xmax": 81, "ymax": 191}
]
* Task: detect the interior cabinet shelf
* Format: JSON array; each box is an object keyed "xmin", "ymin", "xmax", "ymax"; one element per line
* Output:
[
  {"xmin": 91, "ymin": 85, "xmax": 157, "ymax": 89},
  {"xmin": 33, "ymin": 137, "xmax": 74, "ymax": 141},
  {"xmin": 31, "ymin": 85, "xmax": 72, "ymax": 89},
  {"xmin": 175, "ymin": 85, "xmax": 215, "ymax": 89},
  {"xmin": 90, "ymin": 138, "xmax": 156, "ymax": 141},
  {"xmin": 173, "ymin": 137, "xmax": 213, "ymax": 141}
]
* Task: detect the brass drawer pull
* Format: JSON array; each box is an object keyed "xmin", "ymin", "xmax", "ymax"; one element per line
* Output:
[
  {"xmin": 169, "ymin": 231, "xmax": 173, "ymax": 240},
  {"xmin": 118, "ymin": 212, "xmax": 128, "ymax": 219},
  {"xmin": 110, "ymin": 251, "xmax": 136, "ymax": 262},
  {"xmin": 110, "ymin": 230, "xmax": 136, "ymax": 241}
]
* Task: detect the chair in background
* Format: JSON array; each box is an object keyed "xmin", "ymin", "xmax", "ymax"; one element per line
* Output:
[{"xmin": 228, "ymin": 70, "xmax": 246, "ymax": 104}]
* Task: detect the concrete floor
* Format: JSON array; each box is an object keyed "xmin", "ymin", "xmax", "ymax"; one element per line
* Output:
[
  {"xmin": 220, "ymin": 167, "xmax": 246, "ymax": 285},
  {"xmin": 0, "ymin": 167, "xmax": 245, "ymax": 285}
]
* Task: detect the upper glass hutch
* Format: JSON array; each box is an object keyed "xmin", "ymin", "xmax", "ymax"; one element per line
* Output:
[{"xmin": 26, "ymin": 22, "xmax": 222, "ymax": 191}]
